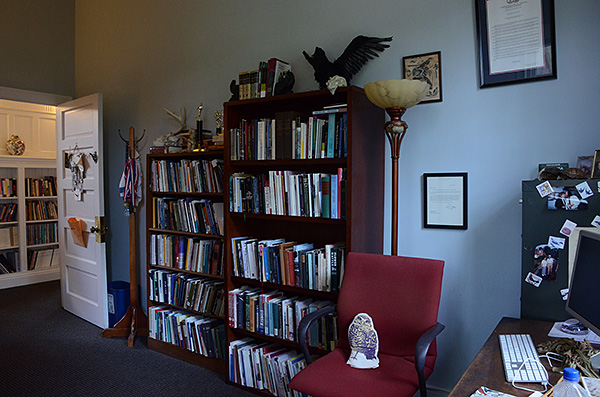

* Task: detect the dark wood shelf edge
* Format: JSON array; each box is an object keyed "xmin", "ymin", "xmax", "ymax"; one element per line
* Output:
[
  {"xmin": 147, "ymin": 150, "xmax": 224, "ymax": 159},
  {"xmin": 149, "ymin": 191, "xmax": 223, "ymax": 198},
  {"xmin": 147, "ymin": 337, "xmax": 227, "ymax": 375},
  {"xmin": 230, "ymin": 158, "xmax": 347, "ymax": 167},
  {"xmin": 231, "ymin": 327, "xmax": 332, "ymax": 356},
  {"xmin": 229, "ymin": 212, "xmax": 345, "ymax": 224},
  {"xmin": 230, "ymin": 276, "xmax": 338, "ymax": 300},
  {"xmin": 227, "ymin": 379, "xmax": 273, "ymax": 396},
  {"xmin": 148, "ymin": 300, "xmax": 225, "ymax": 320},
  {"xmin": 148, "ymin": 264, "xmax": 224, "ymax": 280},
  {"xmin": 147, "ymin": 227, "xmax": 224, "ymax": 239}
]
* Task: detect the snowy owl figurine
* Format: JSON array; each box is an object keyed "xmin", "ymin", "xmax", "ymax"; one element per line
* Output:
[{"xmin": 347, "ymin": 313, "xmax": 379, "ymax": 369}]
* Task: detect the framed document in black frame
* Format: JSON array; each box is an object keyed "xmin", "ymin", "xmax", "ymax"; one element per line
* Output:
[
  {"xmin": 475, "ymin": 0, "xmax": 557, "ymax": 88},
  {"xmin": 423, "ymin": 173, "xmax": 468, "ymax": 229}
]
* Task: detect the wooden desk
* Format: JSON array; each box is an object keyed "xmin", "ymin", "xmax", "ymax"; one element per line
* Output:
[{"xmin": 449, "ymin": 317, "xmax": 562, "ymax": 397}]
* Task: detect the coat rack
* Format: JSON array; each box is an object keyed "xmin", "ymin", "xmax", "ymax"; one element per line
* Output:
[{"xmin": 102, "ymin": 127, "xmax": 148, "ymax": 347}]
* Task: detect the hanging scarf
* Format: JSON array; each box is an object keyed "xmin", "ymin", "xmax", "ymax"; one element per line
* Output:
[{"xmin": 119, "ymin": 150, "xmax": 142, "ymax": 215}]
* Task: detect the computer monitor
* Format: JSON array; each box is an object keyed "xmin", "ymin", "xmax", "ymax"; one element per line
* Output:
[{"xmin": 565, "ymin": 229, "xmax": 600, "ymax": 337}]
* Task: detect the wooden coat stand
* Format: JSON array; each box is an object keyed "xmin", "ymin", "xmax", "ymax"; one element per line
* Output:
[{"xmin": 102, "ymin": 127, "xmax": 148, "ymax": 347}]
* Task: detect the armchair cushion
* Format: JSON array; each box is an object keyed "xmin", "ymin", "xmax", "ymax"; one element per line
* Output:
[{"xmin": 288, "ymin": 346, "xmax": 436, "ymax": 397}]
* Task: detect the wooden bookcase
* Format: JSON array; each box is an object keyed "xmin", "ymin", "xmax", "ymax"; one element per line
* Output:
[
  {"xmin": 0, "ymin": 157, "xmax": 60, "ymax": 290},
  {"xmin": 145, "ymin": 150, "xmax": 227, "ymax": 374},
  {"xmin": 223, "ymin": 86, "xmax": 384, "ymax": 393}
]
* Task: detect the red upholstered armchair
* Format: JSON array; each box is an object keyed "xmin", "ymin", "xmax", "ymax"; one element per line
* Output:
[{"xmin": 289, "ymin": 252, "xmax": 445, "ymax": 397}]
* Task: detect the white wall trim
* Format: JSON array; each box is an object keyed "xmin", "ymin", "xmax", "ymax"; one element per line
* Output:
[{"xmin": 0, "ymin": 86, "xmax": 71, "ymax": 106}]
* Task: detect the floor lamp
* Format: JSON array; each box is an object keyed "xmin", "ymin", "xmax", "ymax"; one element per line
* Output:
[{"xmin": 364, "ymin": 79, "xmax": 428, "ymax": 255}]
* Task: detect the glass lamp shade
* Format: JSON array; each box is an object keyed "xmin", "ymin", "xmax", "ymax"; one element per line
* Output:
[{"xmin": 364, "ymin": 79, "xmax": 429, "ymax": 109}]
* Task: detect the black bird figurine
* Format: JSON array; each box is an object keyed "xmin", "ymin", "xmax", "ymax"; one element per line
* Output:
[{"xmin": 303, "ymin": 35, "xmax": 392, "ymax": 89}]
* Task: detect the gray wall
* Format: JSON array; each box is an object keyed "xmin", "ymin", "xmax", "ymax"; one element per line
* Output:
[
  {"xmin": 0, "ymin": 0, "xmax": 75, "ymax": 97},
  {"xmin": 3, "ymin": 0, "xmax": 600, "ymax": 392},
  {"xmin": 74, "ymin": 1, "xmax": 600, "ymax": 391}
]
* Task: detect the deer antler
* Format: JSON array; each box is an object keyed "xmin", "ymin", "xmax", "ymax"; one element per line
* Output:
[{"xmin": 163, "ymin": 106, "xmax": 187, "ymax": 135}]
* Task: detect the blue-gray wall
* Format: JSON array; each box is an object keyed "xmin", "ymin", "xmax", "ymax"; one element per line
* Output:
[
  {"xmin": 0, "ymin": 0, "xmax": 75, "ymax": 97},
  {"xmin": 4, "ymin": 0, "xmax": 600, "ymax": 392}
]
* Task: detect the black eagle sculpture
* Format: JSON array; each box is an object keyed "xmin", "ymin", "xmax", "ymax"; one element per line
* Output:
[{"xmin": 303, "ymin": 35, "xmax": 392, "ymax": 89}]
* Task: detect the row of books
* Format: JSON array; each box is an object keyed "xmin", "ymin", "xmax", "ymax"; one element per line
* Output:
[
  {"xmin": 25, "ymin": 176, "xmax": 57, "ymax": 197},
  {"xmin": 230, "ymin": 168, "xmax": 346, "ymax": 219},
  {"xmin": 26, "ymin": 222, "xmax": 58, "ymax": 245},
  {"xmin": 229, "ymin": 338, "xmax": 312, "ymax": 397},
  {"xmin": 149, "ymin": 305, "xmax": 226, "ymax": 359},
  {"xmin": 26, "ymin": 200, "xmax": 58, "ymax": 221},
  {"xmin": 27, "ymin": 247, "xmax": 59, "ymax": 270},
  {"xmin": 0, "ymin": 251, "xmax": 19, "ymax": 273},
  {"xmin": 0, "ymin": 178, "xmax": 16, "ymax": 197},
  {"xmin": 153, "ymin": 197, "xmax": 224, "ymax": 236},
  {"xmin": 229, "ymin": 285, "xmax": 338, "ymax": 349},
  {"xmin": 149, "ymin": 234, "xmax": 224, "ymax": 276},
  {"xmin": 231, "ymin": 236, "xmax": 346, "ymax": 292},
  {"xmin": 149, "ymin": 158, "xmax": 224, "ymax": 194},
  {"xmin": 0, "ymin": 226, "xmax": 18, "ymax": 248},
  {"xmin": 0, "ymin": 203, "xmax": 17, "ymax": 222},
  {"xmin": 237, "ymin": 58, "xmax": 291, "ymax": 100},
  {"xmin": 148, "ymin": 269, "xmax": 225, "ymax": 317},
  {"xmin": 229, "ymin": 109, "xmax": 347, "ymax": 161}
]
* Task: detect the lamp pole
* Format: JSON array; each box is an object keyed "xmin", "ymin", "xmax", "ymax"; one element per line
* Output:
[{"xmin": 384, "ymin": 107, "xmax": 408, "ymax": 256}]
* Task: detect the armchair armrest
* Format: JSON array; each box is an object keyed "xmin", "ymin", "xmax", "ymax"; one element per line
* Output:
[
  {"xmin": 297, "ymin": 304, "xmax": 337, "ymax": 365},
  {"xmin": 415, "ymin": 322, "xmax": 445, "ymax": 397}
]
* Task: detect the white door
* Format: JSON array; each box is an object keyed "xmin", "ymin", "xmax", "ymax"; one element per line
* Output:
[{"xmin": 56, "ymin": 93, "xmax": 108, "ymax": 328}]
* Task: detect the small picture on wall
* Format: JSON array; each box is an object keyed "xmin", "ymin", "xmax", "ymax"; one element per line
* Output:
[
  {"xmin": 547, "ymin": 187, "xmax": 588, "ymax": 211},
  {"xmin": 403, "ymin": 51, "xmax": 442, "ymax": 103}
]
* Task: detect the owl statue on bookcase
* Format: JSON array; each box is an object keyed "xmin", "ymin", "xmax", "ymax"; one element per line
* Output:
[{"xmin": 303, "ymin": 35, "xmax": 392, "ymax": 90}]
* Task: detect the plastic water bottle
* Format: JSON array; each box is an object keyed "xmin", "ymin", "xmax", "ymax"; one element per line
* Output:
[{"xmin": 553, "ymin": 367, "xmax": 590, "ymax": 397}]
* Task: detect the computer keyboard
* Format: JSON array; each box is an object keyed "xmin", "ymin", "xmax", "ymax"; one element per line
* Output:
[{"xmin": 498, "ymin": 334, "xmax": 548, "ymax": 383}]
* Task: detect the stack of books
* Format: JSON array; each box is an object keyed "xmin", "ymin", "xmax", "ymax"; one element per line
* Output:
[
  {"xmin": 148, "ymin": 305, "xmax": 226, "ymax": 359},
  {"xmin": 228, "ymin": 286, "xmax": 337, "ymax": 349},
  {"xmin": 150, "ymin": 158, "xmax": 224, "ymax": 193},
  {"xmin": 229, "ymin": 338, "xmax": 315, "ymax": 397},
  {"xmin": 25, "ymin": 176, "xmax": 57, "ymax": 197},
  {"xmin": 230, "ymin": 168, "xmax": 346, "ymax": 219},
  {"xmin": 229, "ymin": 107, "xmax": 347, "ymax": 161},
  {"xmin": 237, "ymin": 58, "xmax": 291, "ymax": 100},
  {"xmin": 148, "ymin": 270, "xmax": 225, "ymax": 316},
  {"xmin": 149, "ymin": 234, "xmax": 224, "ymax": 276},
  {"xmin": 153, "ymin": 198, "xmax": 224, "ymax": 236},
  {"xmin": 230, "ymin": 237, "xmax": 345, "ymax": 292}
]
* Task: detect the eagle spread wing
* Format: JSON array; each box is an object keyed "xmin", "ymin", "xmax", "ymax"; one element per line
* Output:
[{"xmin": 334, "ymin": 36, "xmax": 393, "ymax": 83}]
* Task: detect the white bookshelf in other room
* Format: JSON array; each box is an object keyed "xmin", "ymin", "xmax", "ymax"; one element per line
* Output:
[{"xmin": 0, "ymin": 159, "xmax": 60, "ymax": 289}]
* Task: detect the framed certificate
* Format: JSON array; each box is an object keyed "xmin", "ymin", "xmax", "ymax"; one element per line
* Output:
[
  {"xmin": 423, "ymin": 173, "xmax": 468, "ymax": 229},
  {"xmin": 475, "ymin": 0, "xmax": 557, "ymax": 87}
]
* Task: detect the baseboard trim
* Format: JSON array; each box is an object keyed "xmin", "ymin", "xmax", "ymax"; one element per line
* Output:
[{"xmin": 0, "ymin": 267, "xmax": 60, "ymax": 290}]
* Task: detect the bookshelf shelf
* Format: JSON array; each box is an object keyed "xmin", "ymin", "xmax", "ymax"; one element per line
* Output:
[
  {"xmin": 147, "ymin": 338, "xmax": 228, "ymax": 374},
  {"xmin": 146, "ymin": 150, "xmax": 227, "ymax": 373},
  {"xmin": 231, "ymin": 327, "xmax": 330, "ymax": 355},
  {"xmin": 147, "ymin": 227, "xmax": 223, "ymax": 239},
  {"xmin": 148, "ymin": 264, "xmax": 225, "ymax": 280},
  {"xmin": 148, "ymin": 298, "xmax": 226, "ymax": 320},
  {"xmin": 229, "ymin": 212, "xmax": 346, "ymax": 224},
  {"xmin": 229, "ymin": 275, "xmax": 338, "ymax": 300},
  {"xmin": 224, "ymin": 86, "xmax": 384, "ymax": 394},
  {"xmin": 0, "ymin": 159, "xmax": 60, "ymax": 287}
]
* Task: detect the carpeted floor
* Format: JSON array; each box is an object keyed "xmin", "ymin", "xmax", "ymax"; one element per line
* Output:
[{"xmin": 0, "ymin": 280, "xmax": 256, "ymax": 397}]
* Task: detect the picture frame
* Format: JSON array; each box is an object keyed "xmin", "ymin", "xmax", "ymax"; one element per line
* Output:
[
  {"xmin": 592, "ymin": 150, "xmax": 600, "ymax": 179},
  {"xmin": 475, "ymin": 0, "xmax": 557, "ymax": 88},
  {"xmin": 423, "ymin": 173, "xmax": 468, "ymax": 229},
  {"xmin": 402, "ymin": 51, "xmax": 442, "ymax": 103},
  {"xmin": 577, "ymin": 155, "xmax": 594, "ymax": 178}
]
